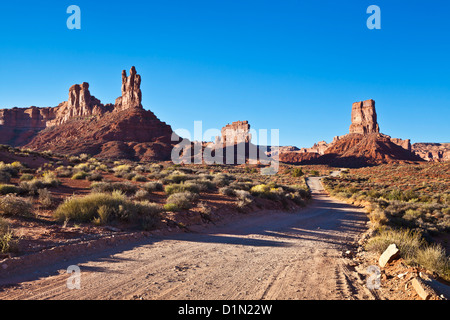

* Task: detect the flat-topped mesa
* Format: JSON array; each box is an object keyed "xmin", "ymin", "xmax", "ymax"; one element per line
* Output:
[
  {"xmin": 215, "ymin": 120, "xmax": 252, "ymax": 145},
  {"xmin": 349, "ymin": 99, "xmax": 380, "ymax": 135},
  {"xmin": 115, "ymin": 66, "xmax": 143, "ymax": 111}
]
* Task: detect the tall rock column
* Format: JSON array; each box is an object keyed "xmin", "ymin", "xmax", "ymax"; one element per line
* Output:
[
  {"xmin": 349, "ymin": 99, "xmax": 380, "ymax": 135},
  {"xmin": 115, "ymin": 66, "xmax": 142, "ymax": 111}
]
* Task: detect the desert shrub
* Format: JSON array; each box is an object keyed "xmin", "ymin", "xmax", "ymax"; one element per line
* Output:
[
  {"xmin": 134, "ymin": 201, "xmax": 163, "ymax": 230},
  {"xmin": 165, "ymin": 183, "xmax": 201, "ymax": 195},
  {"xmin": 54, "ymin": 191, "xmax": 137, "ymax": 222},
  {"xmin": 95, "ymin": 164, "xmax": 108, "ymax": 172},
  {"xmin": 149, "ymin": 163, "xmax": 163, "ymax": 173},
  {"xmin": 365, "ymin": 228, "xmax": 424, "ymax": 262},
  {"xmin": 309, "ymin": 170, "xmax": 320, "ymax": 176},
  {"xmin": 133, "ymin": 189, "xmax": 150, "ymax": 201},
  {"xmin": 212, "ymin": 173, "xmax": 234, "ymax": 187},
  {"xmin": 164, "ymin": 171, "xmax": 190, "ymax": 184},
  {"xmin": 20, "ymin": 174, "xmax": 34, "ymax": 181},
  {"xmin": 87, "ymin": 172, "xmax": 103, "ymax": 181},
  {"xmin": 113, "ymin": 164, "xmax": 132, "ymax": 173},
  {"xmin": 0, "ymin": 194, "xmax": 33, "ymax": 217},
  {"xmin": 250, "ymin": 184, "xmax": 271, "ymax": 196},
  {"xmin": 41, "ymin": 171, "xmax": 61, "ymax": 187},
  {"xmin": 74, "ymin": 163, "xmax": 91, "ymax": 172},
  {"xmin": 78, "ymin": 153, "xmax": 91, "ymax": 162},
  {"xmin": 0, "ymin": 217, "xmax": 17, "ymax": 253},
  {"xmin": 142, "ymin": 181, "xmax": 163, "ymax": 193},
  {"xmin": 164, "ymin": 191, "xmax": 199, "ymax": 211},
  {"xmin": 0, "ymin": 184, "xmax": 21, "ymax": 195},
  {"xmin": 0, "ymin": 171, "xmax": 11, "ymax": 184},
  {"xmin": 56, "ymin": 167, "xmax": 73, "ymax": 177},
  {"xmin": 71, "ymin": 171, "xmax": 89, "ymax": 180},
  {"xmin": 0, "ymin": 161, "xmax": 22, "ymax": 177},
  {"xmin": 414, "ymin": 244, "xmax": 450, "ymax": 279},
  {"xmin": 163, "ymin": 203, "xmax": 180, "ymax": 212},
  {"xmin": 132, "ymin": 174, "xmax": 147, "ymax": 182},
  {"xmin": 234, "ymin": 190, "xmax": 253, "ymax": 208},
  {"xmin": 228, "ymin": 181, "xmax": 255, "ymax": 191},
  {"xmin": 292, "ymin": 167, "xmax": 304, "ymax": 178},
  {"xmin": 90, "ymin": 181, "xmax": 138, "ymax": 194},
  {"xmin": 38, "ymin": 188, "xmax": 54, "ymax": 208},
  {"xmin": 219, "ymin": 186, "xmax": 236, "ymax": 197}
]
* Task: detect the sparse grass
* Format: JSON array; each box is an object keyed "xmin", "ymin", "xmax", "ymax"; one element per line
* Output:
[{"xmin": 0, "ymin": 217, "xmax": 17, "ymax": 253}]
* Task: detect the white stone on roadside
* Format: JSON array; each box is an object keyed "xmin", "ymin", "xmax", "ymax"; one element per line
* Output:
[{"xmin": 378, "ymin": 244, "xmax": 400, "ymax": 268}]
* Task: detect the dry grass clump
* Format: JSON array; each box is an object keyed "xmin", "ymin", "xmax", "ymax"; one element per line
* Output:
[
  {"xmin": 90, "ymin": 181, "xmax": 138, "ymax": 195},
  {"xmin": 366, "ymin": 227, "xmax": 450, "ymax": 280},
  {"xmin": 54, "ymin": 191, "xmax": 163, "ymax": 229},
  {"xmin": 0, "ymin": 217, "xmax": 17, "ymax": 253},
  {"xmin": 143, "ymin": 181, "xmax": 163, "ymax": 193},
  {"xmin": 0, "ymin": 194, "xmax": 33, "ymax": 217},
  {"xmin": 164, "ymin": 191, "xmax": 199, "ymax": 212}
]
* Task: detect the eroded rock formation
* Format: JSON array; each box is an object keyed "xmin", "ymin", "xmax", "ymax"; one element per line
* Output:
[
  {"xmin": 412, "ymin": 143, "xmax": 450, "ymax": 162},
  {"xmin": 349, "ymin": 99, "xmax": 380, "ymax": 135},
  {"xmin": 115, "ymin": 66, "xmax": 142, "ymax": 111},
  {"xmin": 0, "ymin": 67, "xmax": 180, "ymax": 161},
  {"xmin": 215, "ymin": 121, "xmax": 252, "ymax": 146},
  {"xmin": 279, "ymin": 99, "xmax": 424, "ymax": 167}
]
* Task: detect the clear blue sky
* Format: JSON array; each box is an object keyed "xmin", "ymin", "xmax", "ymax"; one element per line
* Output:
[{"xmin": 0, "ymin": 0, "xmax": 449, "ymax": 147}]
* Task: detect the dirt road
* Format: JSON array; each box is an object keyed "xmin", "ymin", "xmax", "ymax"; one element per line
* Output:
[{"xmin": 0, "ymin": 176, "xmax": 372, "ymax": 300}]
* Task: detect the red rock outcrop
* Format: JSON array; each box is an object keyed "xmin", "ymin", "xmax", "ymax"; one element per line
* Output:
[
  {"xmin": 279, "ymin": 99, "xmax": 423, "ymax": 167},
  {"xmin": 114, "ymin": 66, "xmax": 143, "ymax": 111},
  {"xmin": 390, "ymin": 137, "xmax": 412, "ymax": 152},
  {"xmin": 215, "ymin": 121, "xmax": 252, "ymax": 146},
  {"xmin": 349, "ymin": 99, "xmax": 380, "ymax": 135},
  {"xmin": 412, "ymin": 143, "xmax": 450, "ymax": 162},
  {"xmin": 48, "ymin": 82, "xmax": 114, "ymax": 127},
  {"xmin": 0, "ymin": 67, "xmax": 180, "ymax": 161},
  {"xmin": 0, "ymin": 107, "xmax": 56, "ymax": 146},
  {"xmin": 26, "ymin": 107, "xmax": 179, "ymax": 161}
]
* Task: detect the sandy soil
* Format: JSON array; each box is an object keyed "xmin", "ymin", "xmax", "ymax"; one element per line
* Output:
[{"xmin": 0, "ymin": 176, "xmax": 373, "ymax": 300}]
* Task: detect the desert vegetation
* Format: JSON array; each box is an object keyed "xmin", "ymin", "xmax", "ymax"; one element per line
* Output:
[
  {"xmin": 322, "ymin": 162, "xmax": 450, "ymax": 280},
  {"xmin": 0, "ymin": 146, "xmax": 312, "ymax": 257}
]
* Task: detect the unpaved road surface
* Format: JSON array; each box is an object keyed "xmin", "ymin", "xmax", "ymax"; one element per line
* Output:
[{"xmin": 0, "ymin": 176, "xmax": 372, "ymax": 300}]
